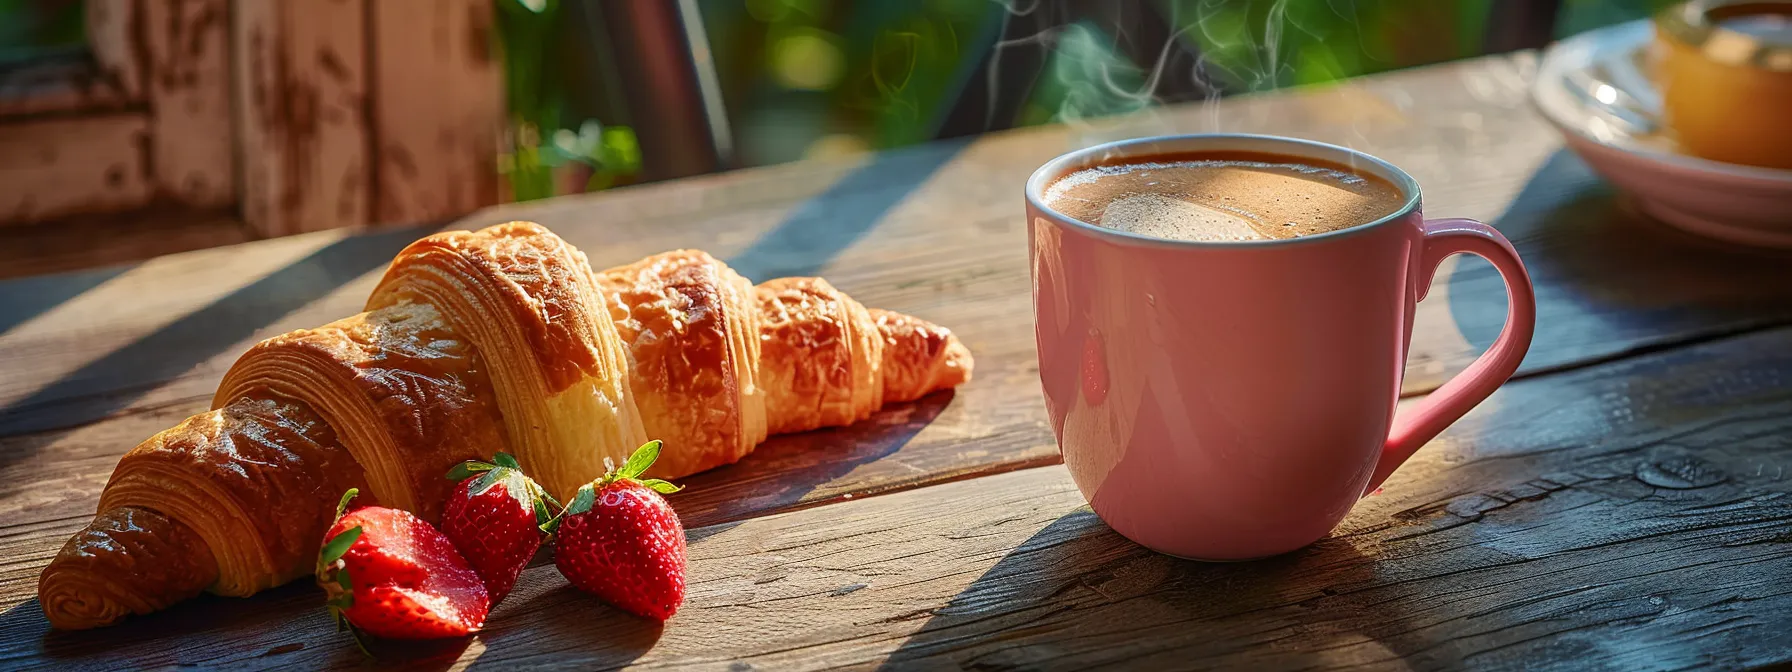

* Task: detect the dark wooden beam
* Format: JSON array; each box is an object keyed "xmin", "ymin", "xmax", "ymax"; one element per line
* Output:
[{"xmin": 1483, "ymin": 0, "xmax": 1564, "ymax": 53}]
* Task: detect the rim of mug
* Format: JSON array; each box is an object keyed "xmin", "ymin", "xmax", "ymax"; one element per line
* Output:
[{"xmin": 1024, "ymin": 133, "xmax": 1424, "ymax": 249}]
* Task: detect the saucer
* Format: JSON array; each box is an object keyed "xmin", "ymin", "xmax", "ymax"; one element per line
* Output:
[{"xmin": 1532, "ymin": 19, "xmax": 1792, "ymax": 249}]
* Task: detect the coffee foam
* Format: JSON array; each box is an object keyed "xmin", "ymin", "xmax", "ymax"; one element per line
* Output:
[
  {"xmin": 1042, "ymin": 158, "xmax": 1404, "ymax": 242},
  {"xmin": 1099, "ymin": 194, "xmax": 1266, "ymax": 242}
]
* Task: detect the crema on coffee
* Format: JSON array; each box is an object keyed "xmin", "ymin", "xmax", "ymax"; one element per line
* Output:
[{"xmin": 1041, "ymin": 151, "xmax": 1406, "ymax": 242}]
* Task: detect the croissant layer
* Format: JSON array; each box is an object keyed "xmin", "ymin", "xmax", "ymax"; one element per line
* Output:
[
  {"xmin": 369, "ymin": 222, "xmax": 650, "ymax": 498},
  {"xmin": 216, "ymin": 301, "xmax": 502, "ymax": 521}
]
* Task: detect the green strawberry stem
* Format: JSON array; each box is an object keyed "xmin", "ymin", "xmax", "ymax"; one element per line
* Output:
[
  {"xmin": 447, "ymin": 452, "xmax": 561, "ymax": 538},
  {"xmin": 317, "ymin": 527, "xmax": 362, "ymax": 575},
  {"xmin": 543, "ymin": 440, "xmax": 684, "ymax": 536},
  {"xmin": 317, "ymin": 488, "xmax": 362, "ymax": 575},
  {"xmin": 335, "ymin": 488, "xmax": 359, "ymax": 519},
  {"xmin": 318, "ymin": 488, "xmax": 372, "ymax": 657}
]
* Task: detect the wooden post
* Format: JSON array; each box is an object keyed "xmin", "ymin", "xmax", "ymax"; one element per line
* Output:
[
  {"xmin": 143, "ymin": 0, "xmax": 235, "ymax": 208},
  {"xmin": 232, "ymin": 0, "xmax": 371, "ymax": 237},
  {"xmin": 369, "ymin": 0, "xmax": 503, "ymax": 226}
]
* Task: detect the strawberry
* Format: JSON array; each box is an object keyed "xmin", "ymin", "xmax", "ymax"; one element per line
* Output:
[
  {"xmin": 551, "ymin": 440, "xmax": 687, "ymax": 621},
  {"xmin": 317, "ymin": 489, "xmax": 490, "ymax": 644},
  {"xmin": 440, "ymin": 452, "xmax": 555, "ymax": 605}
]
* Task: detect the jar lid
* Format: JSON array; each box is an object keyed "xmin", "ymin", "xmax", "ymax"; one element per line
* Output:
[{"xmin": 1658, "ymin": 0, "xmax": 1792, "ymax": 72}]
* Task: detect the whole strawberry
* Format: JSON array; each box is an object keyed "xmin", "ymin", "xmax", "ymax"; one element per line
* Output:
[
  {"xmin": 317, "ymin": 489, "xmax": 490, "ymax": 643},
  {"xmin": 551, "ymin": 440, "xmax": 687, "ymax": 620},
  {"xmin": 440, "ymin": 452, "xmax": 554, "ymax": 605}
]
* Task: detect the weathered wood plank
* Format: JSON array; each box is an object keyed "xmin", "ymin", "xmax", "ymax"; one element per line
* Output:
[
  {"xmin": 0, "ymin": 209, "xmax": 250, "ymax": 281},
  {"xmin": 0, "ymin": 57, "xmax": 134, "ymax": 120},
  {"xmin": 369, "ymin": 0, "xmax": 503, "ymax": 225},
  {"xmin": 233, "ymin": 0, "xmax": 371, "ymax": 237},
  {"xmin": 0, "ymin": 0, "xmax": 234, "ymax": 224},
  {"xmin": 0, "ymin": 114, "xmax": 153, "ymax": 224},
  {"xmin": 143, "ymin": 0, "xmax": 235, "ymax": 208},
  {"xmin": 1, "ymin": 326, "xmax": 1787, "ymax": 669}
]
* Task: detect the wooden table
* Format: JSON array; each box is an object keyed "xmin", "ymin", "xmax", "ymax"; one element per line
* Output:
[{"xmin": 2, "ymin": 53, "xmax": 1790, "ymax": 670}]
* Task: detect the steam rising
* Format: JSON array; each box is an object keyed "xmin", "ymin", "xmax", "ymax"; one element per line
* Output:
[{"xmin": 978, "ymin": 0, "xmax": 1364, "ymax": 146}]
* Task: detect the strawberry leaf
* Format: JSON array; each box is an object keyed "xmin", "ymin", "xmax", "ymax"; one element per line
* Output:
[
  {"xmin": 335, "ymin": 570, "xmax": 353, "ymax": 598},
  {"xmin": 566, "ymin": 482, "xmax": 598, "ymax": 516},
  {"xmin": 493, "ymin": 452, "xmax": 522, "ymax": 470},
  {"xmin": 446, "ymin": 461, "xmax": 494, "ymax": 482},
  {"xmin": 639, "ymin": 478, "xmax": 683, "ymax": 494},
  {"xmin": 533, "ymin": 498, "xmax": 552, "ymax": 528},
  {"xmin": 620, "ymin": 440, "xmax": 663, "ymax": 479},
  {"xmin": 318, "ymin": 526, "xmax": 362, "ymax": 568},
  {"xmin": 469, "ymin": 469, "xmax": 506, "ymax": 497},
  {"xmin": 334, "ymin": 488, "xmax": 359, "ymax": 520}
]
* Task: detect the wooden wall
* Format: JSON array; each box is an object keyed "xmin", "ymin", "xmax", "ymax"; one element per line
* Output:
[{"xmin": 0, "ymin": 0, "xmax": 503, "ymax": 238}]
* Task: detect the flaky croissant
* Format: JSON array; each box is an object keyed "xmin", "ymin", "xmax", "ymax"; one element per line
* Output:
[{"xmin": 39, "ymin": 222, "xmax": 972, "ymax": 630}]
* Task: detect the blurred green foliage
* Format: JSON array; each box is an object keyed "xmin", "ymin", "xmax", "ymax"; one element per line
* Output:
[
  {"xmin": 495, "ymin": 0, "xmax": 642, "ymax": 201},
  {"xmin": 0, "ymin": 0, "xmax": 84, "ymax": 66},
  {"xmin": 699, "ymin": 0, "xmax": 1675, "ymax": 168}
]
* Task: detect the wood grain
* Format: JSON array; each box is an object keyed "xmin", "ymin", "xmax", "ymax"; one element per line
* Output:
[
  {"xmin": 233, "ymin": 0, "xmax": 371, "ymax": 237},
  {"xmin": 1, "ymin": 326, "xmax": 1786, "ymax": 669},
  {"xmin": 369, "ymin": 0, "xmax": 503, "ymax": 226},
  {"xmin": 0, "ymin": 0, "xmax": 233, "ymax": 227},
  {"xmin": 0, "ymin": 114, "xmax": 152, "ymax": 224},
  {"xmin": 143, "ymin": 0, "xmax": 234, "ymax": 209},
  {"xmin": 0, "ymin": 208, "xmax": 250, "ymax": 281}
]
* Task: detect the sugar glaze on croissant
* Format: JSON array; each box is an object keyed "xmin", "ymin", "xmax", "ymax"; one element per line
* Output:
[{"xmin": 38, "ymin": 222, "xmax": 972, "ymax": 629}]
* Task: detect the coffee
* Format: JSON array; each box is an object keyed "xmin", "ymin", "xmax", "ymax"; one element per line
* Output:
[{"xmin": 1040, "ymin": 150, "xmax": 1405, "ymax": 242}]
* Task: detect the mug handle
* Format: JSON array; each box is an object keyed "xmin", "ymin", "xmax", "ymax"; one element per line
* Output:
[{"xmin": 1365, "ymin": 218, "xmax": 1537, "ymax": 494}]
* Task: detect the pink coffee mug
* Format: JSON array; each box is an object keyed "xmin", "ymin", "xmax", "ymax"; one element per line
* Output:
[{"xmin": 1027, "ymin": 134, "xmax": 1536, "ymax": 560}]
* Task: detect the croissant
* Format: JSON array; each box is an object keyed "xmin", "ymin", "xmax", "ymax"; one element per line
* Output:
[{"xmin": 38, "ymin": 222, "xmax": 972, "ymax": 630}]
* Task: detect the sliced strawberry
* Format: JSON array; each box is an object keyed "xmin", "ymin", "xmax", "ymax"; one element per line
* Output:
[
  {"xmin": 551, "ymin": 440, "xmax": 688, "ymax": 621},
  {"xmin": 317, "ymin": 489, "xmax": 489, "ymax": 643},
  {"xmin": 440, "ymin": 452, "xmax": 554, "ymax": 605}
]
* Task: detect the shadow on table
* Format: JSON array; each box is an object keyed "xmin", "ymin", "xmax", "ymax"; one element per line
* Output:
[
  {"xmin": 1, "ymin": 565, "xmax": 664, "ymax": 670},
  {"xmin": 0, "ymin": 225, "xmax": 432, "ymax": 443},
  {"xmin": 1445, "ymin": 149, "xmax": 1792, "ymax": 360},
  {"xmin": 1, "ymin": 582, "xmax": 344, "ymax": 669},
  {"xmin": 0, "ymin": 266, "xmax": 133, "ymax": 337},
  {"xmin": 876, "ymin": 510, "xmax": 1446, "ymax": 670},
  {"xmin": 725, "ymin": 138, "xmax": 970, "ymax": 281},
  {"xmin": 675, "ymin": 390, "xmax": 956, "ymax": 528}
]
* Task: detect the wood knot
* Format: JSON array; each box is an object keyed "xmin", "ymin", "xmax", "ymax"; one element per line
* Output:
[{"xmin": 1635, "ymin": 456, "xmax": 1726, "ymax": 490}]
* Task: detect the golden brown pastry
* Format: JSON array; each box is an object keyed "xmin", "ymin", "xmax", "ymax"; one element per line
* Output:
[
  {"xmin": 595, "ymin": 250, "xmax": 768, "ymax": 479},
  {"xmin": 40, "ymin": 398, "xmax": 367, "ymax": 629},
  {"xmin": 215, "ymin": 301, "xmax": 503, "ymax": 522},
  {"xmin": 39, "ymin": 222, "xmax": 973, "ymax": 630},
  {"xmin": 368, "ymin": 222, "xmax": 652, "ymax": 499},
  {"xmin": 596, "ymin": 253, "xmax": 975, "ymax": 478}
]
